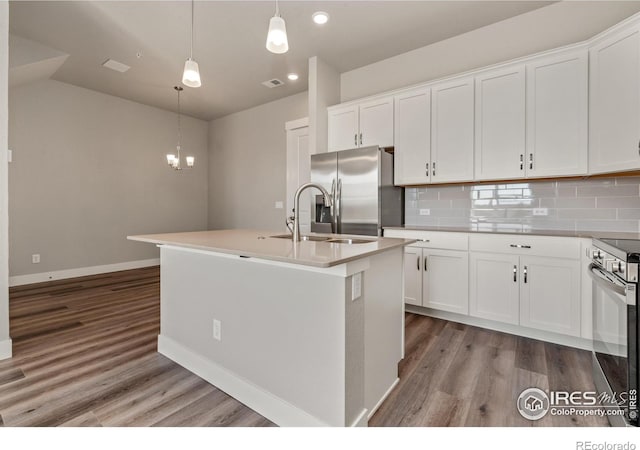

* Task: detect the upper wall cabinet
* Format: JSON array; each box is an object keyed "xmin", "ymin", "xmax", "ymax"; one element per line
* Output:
[
  {"xmin": 474, "ymin": 66, "xmax": 526, "ymax": 181},
  {"xmin": 328, "ymin": 105, "xmax": 359, "ymax": 151},
  {"xmin": 526, "ymin": 50, "xmax": 588, "ymax": 178},
  {"xmin": 328, "ymin": 97, "xmax": 393, "ymax": 152},
  {"xmin": 589, "ymin": 25, "xmax": 640, "ymax": 174},
  {"xmin": 431, "ymin": 77, "xmax": 475, "ymax": 183},
  {"xmin": 393, "ymin": 88, "xmax": 431, "ymax": 186}
]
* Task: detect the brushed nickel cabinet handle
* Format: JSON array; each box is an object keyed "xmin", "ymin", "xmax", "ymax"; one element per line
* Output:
[
  {"xmin": 510, "ymin": 244, "xmax": 531, "ymax": 249},
  {"xmin": 359, "ymin": 133, "xmax": 363, "ymax": 146},
  {"xmin": 432, "ymin": 161, "xmax": 436, "ymax": 177},
  {"xmin": 424, "ymin": 256, "xmax": 428, "ymax": 272},
  {"xmin": 524, "ymin": 266, "xmax": 528, "ymax": 283},
  {"xmin": 417, "ymin": 256, "xmax": 420, "ymax": 271},
  {"xmin": 520, "ymin": 154, "xmax": 524, "ymax": 170},
  {"xmin": 529, "ymin": 153, "xmax": 533, "ymax": 170},
  {"xmin": 354, "ymin": 134, "xmax": 357, "ymax": 146},
  {"xmin": 513, "ymin": 265, "xmax": 517, "ymax": 282}
]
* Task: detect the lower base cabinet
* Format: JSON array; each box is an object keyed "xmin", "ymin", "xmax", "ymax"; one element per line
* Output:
[
  {"xmin": 403, "ymin": 246, "xmax": 469, "ymax": 314},
  {"xmin": 469, "ymin": 252, "xmax": 581, "ymax": 337}
]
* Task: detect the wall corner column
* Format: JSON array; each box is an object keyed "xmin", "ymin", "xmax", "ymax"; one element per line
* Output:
[{"xmin": 308, "ymin": 56, "xmax": 340, "ymax": 155}]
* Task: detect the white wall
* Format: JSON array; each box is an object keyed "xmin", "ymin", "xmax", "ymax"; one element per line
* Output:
[
  {"xmin": 208, "ymin": 91, "xmax": 308, "ymax": 231},
  {"xmin": 341, "ymin": 1, "xmax": 640, "ymax": 101},
  {"xmin": 0, "ymin": 0, "xmax": 11, "ymax": 358},
  {"xmin": 8, "ymin": 80, "xmax": 209, "ymax": 277}
]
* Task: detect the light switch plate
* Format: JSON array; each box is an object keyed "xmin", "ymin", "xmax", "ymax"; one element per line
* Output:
[
  {"xmin": 419, "ymin": 209, "xmax": 431, "ymax": 216},
  {"xmin": 352, "ymin": 272, "xmax": 362, "ymax": 301}
]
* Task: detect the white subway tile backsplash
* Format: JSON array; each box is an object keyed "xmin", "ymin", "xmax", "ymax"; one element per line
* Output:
[{"xmin": 405, "ymin": 176, "xmax": 640, "ymax": 232}]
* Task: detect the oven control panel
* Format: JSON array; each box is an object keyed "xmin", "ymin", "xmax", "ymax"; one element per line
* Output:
[{"xmin": 590, "ymin": 247, "xmax": 638, "ymax": 282}]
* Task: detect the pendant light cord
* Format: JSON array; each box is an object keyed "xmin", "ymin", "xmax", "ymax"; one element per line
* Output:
[
  {"xmin": 177, "ymin": 88, "xmax": 182, "ymax": 160},
  {"xmin": 190, "ymin": 0, "xmax": 194, "ymax": 59},
  {"xmin": 275, "ymin": 0, "xmax": 279, "ymax": 17}
]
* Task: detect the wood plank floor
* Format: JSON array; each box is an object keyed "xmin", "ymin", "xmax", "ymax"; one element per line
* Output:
[{"xmin": 1, "ymin": 267, "xmax": 606, "ymax": 427}]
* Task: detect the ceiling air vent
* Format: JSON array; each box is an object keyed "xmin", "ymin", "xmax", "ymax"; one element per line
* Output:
[
  {"xmin": 102, "ymin": 59, "xmax": 130, "ymax": 73},
  {"xmin": 261, "ymin": 78, "xmax": 285, "ymax": 88}
]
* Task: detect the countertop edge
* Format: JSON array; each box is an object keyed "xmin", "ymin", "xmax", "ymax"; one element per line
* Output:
[{"xmin": 383, "ymin": 226, "xmax": 640, "ymax": 240}]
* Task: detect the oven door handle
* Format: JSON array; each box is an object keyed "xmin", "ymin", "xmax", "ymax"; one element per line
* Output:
[{"xmin": 588, "ymin": 263, "xmax": 628, "ymax": 297}]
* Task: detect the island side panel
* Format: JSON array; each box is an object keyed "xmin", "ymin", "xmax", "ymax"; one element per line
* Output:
[
  {"xmin": 158, "ymin": 246, "xmax": 359, "ymax": 426},
  {"xmin": 364, "ymin": 247, "xmax": 404, "ymax": 416}
]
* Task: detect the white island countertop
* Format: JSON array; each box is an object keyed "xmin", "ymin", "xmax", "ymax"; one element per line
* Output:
[{"xmin": 128, "ymin": 229, "xmax": 414, "ymax": 268}]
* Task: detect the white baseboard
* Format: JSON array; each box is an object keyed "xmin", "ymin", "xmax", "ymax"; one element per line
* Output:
[
  {"xmin": 407, "ymin": 305, "xmax": 593, "ymax": 351},
  {"xmin": 9, "ymin": 258, "xmax": 160, "ymax": 287},
  {"xmin": 158, "ymin": 334, "xmax": 333, "ymax": 427},
  {"xmin": 0, "ymin": 338, "xmax": 12, "ymax": 360},
  {"xmin": 368, "ymin": 377, "xmax": 399, "ymax": 420}
]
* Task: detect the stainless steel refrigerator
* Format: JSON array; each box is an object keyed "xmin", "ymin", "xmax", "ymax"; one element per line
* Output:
[{"xmin": 310, "ymin": 146, "xmax": 404, "ymax": 236}]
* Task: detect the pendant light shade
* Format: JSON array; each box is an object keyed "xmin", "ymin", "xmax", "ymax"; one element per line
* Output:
[
  {"xmin": 182, "ymin": 0, "xmax": 202, "ymax": 88},
  {"xmin": 182, "ymin": 58, "xmax": 201, "ymax": 88},
  {"xmin": 266, "ymin": 1, "xmax": 288, "ymax": 54}
]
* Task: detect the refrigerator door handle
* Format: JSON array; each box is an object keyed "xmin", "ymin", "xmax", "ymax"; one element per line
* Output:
[
  {"xmin": 336, "ymin": 179, "xmax": 342, "ymax": 233},
  {"xmin": 330, "ymin": 179, "xmax": 336, "ymax": 219}
]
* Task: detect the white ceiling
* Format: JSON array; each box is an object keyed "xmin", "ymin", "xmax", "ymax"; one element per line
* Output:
[{"xmin": 6, "ymin": 1, "xmax": 582, "ymax": 120}]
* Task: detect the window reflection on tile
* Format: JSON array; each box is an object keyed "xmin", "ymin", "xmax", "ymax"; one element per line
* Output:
[{"xmin": 407, "ymin": 176, "xmax": 640, "ymax": 232}]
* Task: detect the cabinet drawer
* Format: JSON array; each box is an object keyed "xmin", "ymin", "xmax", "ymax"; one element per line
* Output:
[
  {"xmin": 468, "ymin": 234, "xmax": 580, "ymax": 259},
  {"xmin": 384, "ymin": 229, "xmax": 468, "ymax": 251}
]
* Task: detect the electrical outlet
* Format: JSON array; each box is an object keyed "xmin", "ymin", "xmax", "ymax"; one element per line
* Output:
[
  {"xmin": 275, "ymin": 201, "xmax": 283, "ymax": 209},
  {"xmin": 31, "ymin": 254, "xmax": 40, "ymax": 264},
  {"xmin": 7, "ymin": 149, "xmax": 12, "ymax": 163},
  {"xmin": 352, "ymin": 272, "xmax": 362, "ymax": 301},
  {"xmin": 419, "ymin": 209, "xmax": 431, "ymax": 216},
  {"xmin": 533, "ymin": 208, "xmax": 548, "ymax": 216},
  {"xmin": 213, "ymin": 319, "xmax": 221, "ymax": 341}
]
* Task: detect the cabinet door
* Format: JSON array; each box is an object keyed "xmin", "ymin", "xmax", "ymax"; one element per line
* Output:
[
  {"xmin": 589, "ymin": 25, "xmax": 640, "ymax": 174},
  {"xmin": 422, "ymin": 249, "xmax": 469, "ymax": 315},
  {"xmin": 474, "ymin": 66, "xmax": 526, "ymax": 181},
  {"xmin": 431, "ymin": 78, "xmax": 474, "ymax": 183},
  {"xmin": 393, "ymin": 88, "xmax": 430, "ymax": 186},
  {"xmin": 526, "ymin": 51, "xmax": 588, "ymax": 178},
  {"xmin": 403, "ymin": 247, "xmax": 423, "ymax": 306},
  {"xmin": 469, "ymin": 252, "xmax": 520, "ymax": 325},
  {"xmin": 519, "ymin": 256, "xmax": 581, "ymax": 337},
  {"xmin": 359, "ymin": 96, "xmax": 394, "ymax": 148},
  {"xmin": 328, "ymin": 105, "xmax": 359, "ymax": 151}
]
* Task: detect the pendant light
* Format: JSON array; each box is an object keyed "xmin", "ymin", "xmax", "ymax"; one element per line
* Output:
[
  {"xmin": 182, "ymin": 0, "xmax": 201, "ymax": 88},
  {"xmin": 167, "ymin": 86, "xmax": 195, "ymax": 170},
  {"xmin": 266, "ymin": 0, "xmax": 288, "ymax": 54}
]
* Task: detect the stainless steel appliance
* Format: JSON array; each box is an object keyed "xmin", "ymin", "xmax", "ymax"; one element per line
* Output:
[
  {"xmin": 310, "ymin": 146, "xmax": 403, "ymax": 236},
  {"xmin": 589, "ymin": 238, "xmax": 638, "ymax": 426}
]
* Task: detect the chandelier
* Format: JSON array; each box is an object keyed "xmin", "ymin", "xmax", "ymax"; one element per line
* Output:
[{"xmin": 166, "ymin": 86, "xmax": 194, "ymax": 170}]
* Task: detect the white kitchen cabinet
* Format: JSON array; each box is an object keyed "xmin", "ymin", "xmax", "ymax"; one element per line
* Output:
[
  {"xmin": 403, "ymin": 246, "xmax": 469, "ymax": 314},
  {"xmin": 589, "ymin": 24, "xmax": 640, "ymax": 174},
  {"xmin": 431, "ymin": 78, "xmax": 475, "ymax": 183},
  {"xmin": 519, "ymin": 256, "xmax": 581, "ymax": 337},
  {"xmin": 403, "ymin": 246, "xmax": 422, "ymax": 306},
  {"xmin": 422, "ymin": 249, "xmax": 469, "ymax": 315},
  {"xmin": 328, "ymin": 97, "xmax": 393, "ymax": 152},
  {"xmin": 328, "ymin": 105, "xmax": 359, "ymax": 151},
  {"xmin": 526, "ymin": 50, "xmax": 588, "ymax": 178},
  {"xmin": 469, "ymin": 252, "xmax": 520, "ymax": 325},
  {"xmin": 474, "ymin": 66, "xmax": 526, "ymax": 181},
  {"xmin": 393, "ymin": 88, "xmax": 431, "ymax": 186},
  {"xmin": 359, "ymin": 96, "xmax": 394, "ymax": 148}
]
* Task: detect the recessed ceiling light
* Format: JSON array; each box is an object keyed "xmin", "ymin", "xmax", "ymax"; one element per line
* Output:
[
  {"xmin": 312, "ymin": 11, "xmax": 330, "ymax": 25},
  {"xmin": 287, "ymin": 73, "xmax": 299, "ymax": 81}
]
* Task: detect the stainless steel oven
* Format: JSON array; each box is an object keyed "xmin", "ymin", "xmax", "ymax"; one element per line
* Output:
[{"xmin": 589, "ymin": 238, "xmax": 638, "ymax": 427}]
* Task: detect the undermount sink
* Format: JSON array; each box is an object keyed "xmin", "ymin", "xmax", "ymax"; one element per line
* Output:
[
  {"xmin": 326, "ymin": 238, "xmax": 375, "ymax": 244},
  {"xmin": 268, "ymin": 235, "xmax": 375, "ymax": 244},
  {"xmin": 269, "ymin": 234, "xmax": 330, "ymax": 242}
]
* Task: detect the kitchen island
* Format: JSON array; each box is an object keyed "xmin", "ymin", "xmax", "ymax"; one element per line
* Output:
[{"xmin": 127, "ymin": 229, "xmax": 412, "ymax": 427}]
